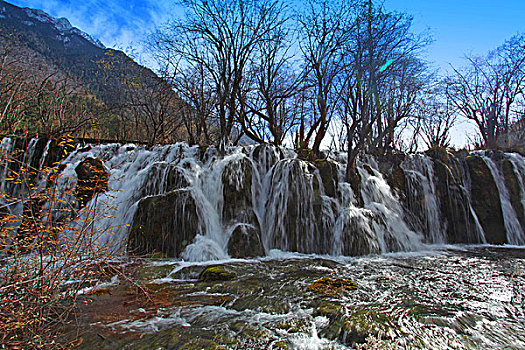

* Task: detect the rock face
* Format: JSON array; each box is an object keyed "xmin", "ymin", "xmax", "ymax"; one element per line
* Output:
[
  {"xmin": 75, "ymin": 157, "xmax": 109, "ymax": 208},
  {"xmin": 251, "ymin": 143, "xmax": 283, "ymax": 174},
  {"xmin": 265, "ymin": 159, "xmax": 332, "ymax": 254},
  {"xmin": 314, "ymin": 159, "xmax": 339, "ymax": 198},
  {"xmin": 430, "ymin": 155, "xmax": 481, "ymax": 244},
  {"xmin": 222, "ymin": 156, "xmax": 257, "ymax": 225},
  {"xmin": 128, "ymin": 189, "xmax": 200, "ymax": 257},
  {"xmin": 142, "ymin": 163, "xmax": 189, "ymax": 197},
  {"xmin": 466, "ymin": 155, "xmax": 507, "ymax": 244},
  {"xmin": 502, "ymin": 159, "xmax": 525, "ymax": 232},
  {"xmin": 339, "ymin": 209, "xmax": 380, "ymax": 256},
  {"xmin": 227, "ymin": 224, "xmax": 265, "ymax": 258}
]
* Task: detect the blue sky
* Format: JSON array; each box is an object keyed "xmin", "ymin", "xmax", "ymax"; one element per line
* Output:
[
  {"xmin": 8, "ymin": 0, "xmax": 525, "ymax": 72},
  {"xmin": 6, "ymin": 0, "xmax": 525, "ymax": 146}
]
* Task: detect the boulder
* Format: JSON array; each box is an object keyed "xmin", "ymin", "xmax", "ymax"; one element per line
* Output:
[
  {"xmin": 501, "ymin": 158, "xmax": 525, "ymax": 231},
  {"xmin": 128, "ymin": 189, "xmax": 200, "ymax": 257},
  {"xmin": 142, "ymin": 163, "xmax": 189, "ymax": 197},
  {"xmin": 466, "ymin": 155, "xmax": 506, "ymax": 244},
  {"xmin": 251, "ymin": 143, "xmax": 283, "ymax": 174},
  {"xmin": 427, "ymin": 153, "xmax": 482, "ymax": 244},
  {"xmin": 340, "ymin": 209, "xmax": 380, "ymax": 256},
  {"xmin": 198, "ymin": 265, "xmax": 236, "ymax": 282},
  {"xmin": 314, "ymin": 159, "xmax": 339, "ymax": 198},
  {"xmin": 222, "ymin": 156, "xmax": 257, "ymax": 225},
  {"xmin": 75, "ymin": 157, "xmax": 109, "ymax": 208},
  {"xmin": 227, "ymin": 224, "xmax": 265, "ymax": 258}
]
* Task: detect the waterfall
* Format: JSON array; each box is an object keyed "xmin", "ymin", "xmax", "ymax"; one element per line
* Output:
[
  {"xmin": 400, "ymin": 154, "xmax": 445, "ymax": 244},
  {"xmin": 357, "ymin": 160, "xmax": 424, "ymax": 252},
  {"xmin": 2, "ymin": 137, "xmax": 525, "ymax": 260},
  {"xmin": 481, "ymin": 154, "xmax": 525, "ymax": 245}
]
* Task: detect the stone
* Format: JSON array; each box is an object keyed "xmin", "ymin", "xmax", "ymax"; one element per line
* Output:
[
  {"xmin": 502, "ymin": 158, "xmax": 525, "ymax": 231},
  {"xmin": 75, "ymin": 157, "xmax": 109, "ymax": 208},
  {"xmin": 314, "ymin": 159, "xmax": 339, "ymax": 198},
  {"xmin": 198, "ymin": 265, "xmax": 236, "ymax": 282},
  {"xmin": 466, "ymin": 155, "xmax": 507, "ymax": 244},
  {"xmin": 127, "ymin": 189, "xmax": 200, "ymax": 257},
  {"xmin": 227, "ymin": 224, "xmax": 265, "ymax": 258},
  {"xmin": 340, "ymin": 209, "xmax": 381, "ymax": 256},
  {"xmin": 222, "ymin": 156, "xmax": 257, "ymax": 225},
  {"xmin": 308, "ymin": 277, "xmax": 357, "ymax": 296}
]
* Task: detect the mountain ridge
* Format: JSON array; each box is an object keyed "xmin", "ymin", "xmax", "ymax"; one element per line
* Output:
[{"xmin": 0, "ymin": 0, "xmax": 185, "ymax": 143}]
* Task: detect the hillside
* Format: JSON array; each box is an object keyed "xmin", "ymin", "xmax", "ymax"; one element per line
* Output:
[{"xmin": 0, "ymin": 0, "xmax": 185, "ymax": 143}]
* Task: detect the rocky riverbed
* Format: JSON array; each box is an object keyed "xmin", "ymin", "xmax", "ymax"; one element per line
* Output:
[{"xmin": 71, "ymin": 245, "xmax": 525, "ymax": 349}]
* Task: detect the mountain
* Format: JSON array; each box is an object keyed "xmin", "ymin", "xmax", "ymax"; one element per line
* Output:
[{"xmin": 0, "ymin": 0, "xmax": 184, "ymax": 143}]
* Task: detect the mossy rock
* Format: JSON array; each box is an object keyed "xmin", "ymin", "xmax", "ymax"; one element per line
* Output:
[
  {"xmin": 222, "ymin": 156, "xmax": 257, "ymax": 225},
  {"xmin": 128, "ymin": 189, "xmax": 199, "ymax": 257},
  {"xmin": 135, "ymin": 263, "xmax": 176, "ymax": 281},
  {"xmin": 199, "ymin": 265, "xmax": 236, "ymax": 282},
  {"xmin": 466, "ymin": 155, "xmax": 507, "ymax": 244},
  {"xmin": 308, "ymin": 277, "xmax": 357, "ymax": 296},
  {"xmin": 389, "ymin": 166, "xmax": 406, "ymax": 196},
  {"xmin": 314, "ymin": 159, "xmax": 339, "ymax": 198},
  {"xmin": 142, "ymin": 163, "xmax": 190, "ymax": 197},
  {"xmin": 315, "ymin": 301, "xmax": 343, "ymax": 317},
  {"xmin": 227, "ymin": 223, "xmax": 265, "ymax": 258},
  {"xmin": 340, "ymin": 309, "xmax": 400, "ymax": 347},
  {"xmin": 75, "ymin": 157, "xmax": 109, "ymax": 208},
  {"xmin": 502, "ymin": 158, "xmax": 525, "ymax": 230}
]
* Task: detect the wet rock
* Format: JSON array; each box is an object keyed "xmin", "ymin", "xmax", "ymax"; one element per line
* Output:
[
  {"xmin": 314, "ymin": 159, "xmax": 339, "ymax": 198},
  {"xmin": 265, "ymin": 159, "xmax": 331, "ymax": 254},
  {"xmin": 75, "ymin": 157, "xmax": 109, "ymax": 208},
  {"xmin": 222, "ymin": 156, "xmax": 257, "ymax": 225},
  {"xmin": 388, "ymin": 167, "xmax": 406, "ymax": 198},
  {"xmin": 502, "ymin": 158, "xmax": 525, "ymax": 231},
  {"xmin": 199, "ymin": 265, "xmax": 236, "ymax": 282},
  {"xmin": 142, "ymin": 163, "xmax": 189, "ymax": 197},
  {"xmin": 431, "ymin": 156, "xmax": 482, "ymax": 244},
  {"xmin": 227, "ymin": 224, "xmax": 265, "ymax": 258},
  {"xmin": 340, "ymin": 209, "xmax": 381, "ymax": 256},
  {"xmin": 466, "ymin": 155, "xmax": 507, "ymax": 244},
  {"xmin": 308, "ymin": 277, "xmax": 357, "ymax": 296},
  {"xmin": 251, "ymin": 143, "xmax": 283, "ymax": 174},
  {"xmin": 128, "ymin": 189, "xmax": 199, "ymax": 257},
  {"xmin": 340, "ymin": 309, "xmax": 399, "ymax": 347}
]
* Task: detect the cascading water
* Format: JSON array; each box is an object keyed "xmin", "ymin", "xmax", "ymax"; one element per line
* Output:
[
  {"xmin": 357, "ymin": 159, "xmax": 424, "ymax": 252},
  {"xmin": 400, "ymin": 154, "xmax": 445, "ymax": 244},
  {"xmin": 2, "ymin": 137, "xmax": 525, "ymax": 261},
  {"xmin": 480, "ymin": 154, "xmax": 525, "ymax": 245}
]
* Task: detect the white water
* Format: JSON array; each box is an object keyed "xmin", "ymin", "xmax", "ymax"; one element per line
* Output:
[
  {"xmin": 481, "ymin": 155, "xmax": 525, "ymax": 245},
  {"xmin": 3, "ymin": 138, "xmax": 525, "ymax": 260},
  {"xmin": 358, "ymin": 160, "xmax": 424, "ymax": 252},
  {"xmin": 401, "ymin": 154, "xmax": 445, "ymax": 243}
]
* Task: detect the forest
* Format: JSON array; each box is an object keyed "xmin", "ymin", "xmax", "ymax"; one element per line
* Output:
[{"xmin": 1, "ymin": 0, "xmax": 524, "ymax": 161}]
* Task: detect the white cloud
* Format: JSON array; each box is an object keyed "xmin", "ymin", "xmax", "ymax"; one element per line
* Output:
[{"xmin": 8, "ymin": 0, "xmax": 179, "ymax": 53}]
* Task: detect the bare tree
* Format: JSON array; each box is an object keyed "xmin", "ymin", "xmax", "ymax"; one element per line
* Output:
[
  {"xmin": 338, "ymin": 0, "xmax": 428, "ymax": 181},
  {"xmin": 150, "ymin": 0, "xmax": 288, "ymax": 150},
  {"xmin": 240, "ymin": 21, "xmax": 301, "ymax": 145},
  {"xmin": 447, "ymin": 33, "xmax": 525, "ymax": 149},
  {"xmin": 410, "ymin": 82, "xmax": 457, "ymax": 150},
  {"xmin": 297, "ymin": 0, "xmax": 352, "ymax": 155}
]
